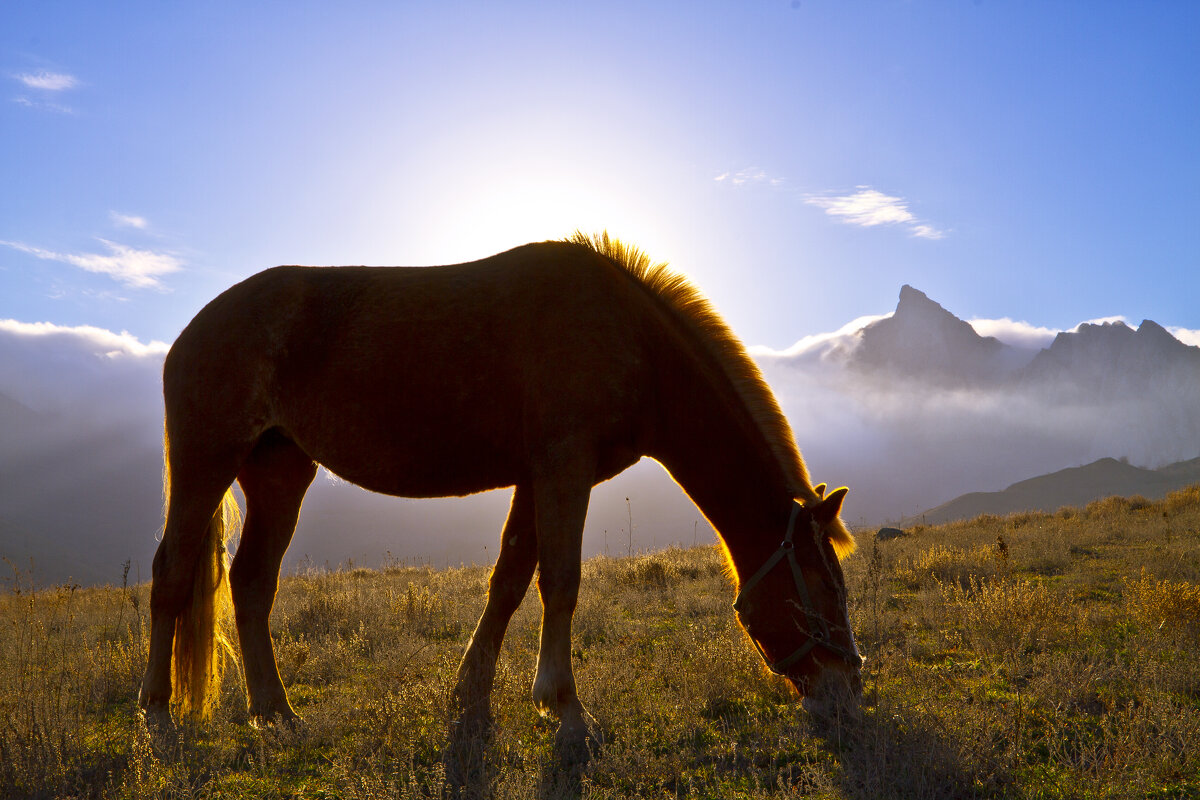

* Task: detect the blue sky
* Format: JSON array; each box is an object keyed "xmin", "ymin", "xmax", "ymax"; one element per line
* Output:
[{"xmin": 2, "ymin": 1, "xmax": 1197, "ymax": 351}]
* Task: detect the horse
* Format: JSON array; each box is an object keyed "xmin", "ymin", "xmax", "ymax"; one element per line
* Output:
[{"xmin": 137, "ymin": 232, "xmax": 862, "ymax": 759}]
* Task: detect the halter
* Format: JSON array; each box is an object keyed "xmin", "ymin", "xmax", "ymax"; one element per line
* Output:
[{"xmin": 732, "ymin": 502, "xmax": 860, "ymax": 675}]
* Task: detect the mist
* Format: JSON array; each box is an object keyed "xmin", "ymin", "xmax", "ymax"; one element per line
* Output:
[{"xmin": 3, "ymin": 292, "xmax": 1197, "ymax": 586}]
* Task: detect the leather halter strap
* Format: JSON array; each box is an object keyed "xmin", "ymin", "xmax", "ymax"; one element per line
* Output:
[{"xmin": 732, "ymin": 502, "xmax": 859, "ymax": 675}]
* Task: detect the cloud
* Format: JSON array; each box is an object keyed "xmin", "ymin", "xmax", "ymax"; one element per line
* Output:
[
  {"xmin": 14, "ymin": 70, "xmax": 78, "ymax": 91},
  {"xmin": 12, "ymin": 95, "xmax": 75, "ymax": 114},
  {"xmin": 0, "ymin": 319, "xmax": 170, "ymax": 359},
  {"xmin": 909, "ymin": 224, "xmax": 945, "ymax": 241},
  {"xmin": 110, "ymin": 212, "xmax": 148, "ymax": 230},
  {"xmin": 1073, "ymin": 315, "xmax": 1126, "ymax": 330},
  {"xmin": 968, "ymin": 317, "xmax": 1060, "ymax": 351},
  {"xmin": 750, "ymin": 313, "xmax": 890, "ymax": 361},
  {"xmin": 805, "ymin": 187, "xmax": 946, "ymax": 239},
  {"xmin": 0, "ymin": 239, "xmax": 181, "ymax": 289},
  {"xmin": 1168, "ymin": 327, "xmax": 1200, "ymax": 348},
  {"xmin": 0, "ymin": 318, "xmax": 167, "ymax": 434},
  {"xmin": 715, "ymin": 168, "xmax": 785, "ymax": 187}
]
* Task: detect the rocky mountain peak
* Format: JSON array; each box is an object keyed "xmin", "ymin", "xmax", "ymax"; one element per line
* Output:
[{"xmin": 849, "ymin": 285, "xmax": 1019, "ymax": 383}]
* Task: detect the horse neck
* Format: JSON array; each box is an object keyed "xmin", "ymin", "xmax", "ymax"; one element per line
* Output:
[{"xmin": 649, "ymin": 359, "xmax": 795, "ymax": 578}]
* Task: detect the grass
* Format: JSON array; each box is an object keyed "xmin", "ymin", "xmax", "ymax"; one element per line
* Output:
[{"xmin": 2, "ymin": 486, "xmax": 1200, "ymax": 799}]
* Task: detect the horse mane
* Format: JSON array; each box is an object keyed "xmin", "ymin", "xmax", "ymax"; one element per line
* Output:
[{"xmin": 566, "ymin": 231, "xmax": 855, "ymax": 557}]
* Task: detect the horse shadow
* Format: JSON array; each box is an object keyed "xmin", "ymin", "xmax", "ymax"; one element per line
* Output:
[
  {"xmin": 442, "ymin": 720, "xmax": 596, "ymax": 800},
  {"xmin": 807, "ymin": 703, "xmax": 1006, "ymax": 800},
  {"xmin": 444, "ymin": 705, "xmax": 996, "ymax": 800}
]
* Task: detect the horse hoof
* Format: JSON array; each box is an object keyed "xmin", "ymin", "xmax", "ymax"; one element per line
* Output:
[
  {"xmin": 138, "ymin": 706, "xmax": 180, "ymax": 758},
  {"xmin": 140, "ymin": 705, "xmax": 176, "ymax": 735},
  {"xmin": 249, "ymin": 710, "xmax": 304, "ymax": 731}
]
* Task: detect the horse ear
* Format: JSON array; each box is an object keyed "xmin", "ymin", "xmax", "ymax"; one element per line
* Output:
[
  {"xmin": 812, "ymin": 486, "xmax": 848, "ymax": 526},
  {"xmin": 813, "ymin": 482, "xmax": 826, "ymax": 499}
]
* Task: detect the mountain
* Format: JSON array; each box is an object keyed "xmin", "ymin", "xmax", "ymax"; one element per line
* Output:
[
  {"xmin": 847, "ymin": 285, "xmax": 1031, "ymax": 383},
  {"xmin": 1022, "ymin": 318, "xmax": 1200, "ymax": 395},
  {"xmin": 916, "ymin": 456, "xmax": 1200, "ymax": 525},
  {"xmin": 822, "ymin": 285, "xmax": 1200, "ymax": 394}
]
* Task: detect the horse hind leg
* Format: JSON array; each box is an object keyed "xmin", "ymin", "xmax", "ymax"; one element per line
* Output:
[
  {"xmin": 140, "ymin": 464, "xmax": 241, "ymax": 723},
  {"xmin": 230, "ymin": 432, "xmax": 317, "ymax": 724}
]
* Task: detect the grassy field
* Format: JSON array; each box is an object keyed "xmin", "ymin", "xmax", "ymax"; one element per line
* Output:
[{"xmin": 3, "ymin": 486, "xmax": 1200, "ymax": 799}]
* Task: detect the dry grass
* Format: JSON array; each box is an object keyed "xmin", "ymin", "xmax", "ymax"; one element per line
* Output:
[{"xmin": 3, "ymin": 486, "xmax": 1200, "ymax": 798}]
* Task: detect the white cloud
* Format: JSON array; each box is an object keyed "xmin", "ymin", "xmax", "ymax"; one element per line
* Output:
[
  {"xmin": 715, "ymin": 167, "xmax": 785, "ymax": 187},
  {"xmin": 0, "ymin": 318, "xmax": 167, "ymax": 435},
  {"xmin": 910, "ymin": 224, "xmax": 945, "ymax": 240},
  {"xmin": 0, "ymin": 319, "xmax": 170, "ymax": 359},
  {"xmin": 0, "ymin": 239, "xmax": 181, "ymax": 289},
  {"xmin": 968, "ymin": 317, "xmax": 1060, "ymax": 351},
  {"xmin": 806, "ymin": 188, "xmax": 912, "ymax": 226},
  {"xmin": 12, "ymin": 95, "xmax": 74, "ymax": 114},
  {"xmin": 750, "ymin": 313, "xmax": 891, "ymax": 360},
  {"xmin": 1072, "ymin": 315, "xmax": 1126, "ymax": 331},
  {"xmin": 14, "ymin": 70, "xmax": 78, "ymax": 91},
  {"xmin": 110, "ymin": 212, "xmax": 148, "ymax": 230},
  {"xmin": 1168, "ymin": 327, "xmax": 1200, "ymax": 348},
  {"xmin": 805, "ymin": 187, "xmax": 945, "ymax": 239}
]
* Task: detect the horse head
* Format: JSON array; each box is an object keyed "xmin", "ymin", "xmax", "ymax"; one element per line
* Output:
[{"xmin": 733, "ymin": 487, "xmax": 863, "ymax": 709}]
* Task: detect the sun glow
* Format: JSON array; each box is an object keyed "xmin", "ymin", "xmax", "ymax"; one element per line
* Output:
[{"xmin": 415, "ymin": 166, "xmax": 671, "ymax": 266}]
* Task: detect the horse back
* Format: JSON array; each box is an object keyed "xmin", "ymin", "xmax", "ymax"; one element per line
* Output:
[{"xmin": 165, "ymin": 242, "xmax": 658, "ymax": 496}]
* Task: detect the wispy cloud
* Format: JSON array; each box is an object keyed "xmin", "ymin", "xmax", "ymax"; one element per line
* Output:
[
  {"xmin": 1074, "ymin": 315, "xmax": 1127, "ymax": 330},
  {"xmin": 714, "ymin": 167, "xmax": 786, "ymax": 187},
  {"xmin": 14, "ymin": 70, "xmax": 79, "ymax": 91},
  {"xmin": 0, "ymin": 239, "xmax": 181, "ymax": 289},
  {"xmin": 11, "ymin": 69, "xmax": 81, "ymax": 113},
  {"xmin": 12, "ymin": 95, "xmax": 75, "ymax": 114},
  {"xmin": 110, "ymin": 211, "xmax": 148, "ymax": 230},
  {"xmin": 805, "ymin": 187, "xmax": 945, "ymax": 239}
]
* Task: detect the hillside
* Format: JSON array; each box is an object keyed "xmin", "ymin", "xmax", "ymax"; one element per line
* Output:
[
  {"xmin": 3, "ymin": 486, "xmax": 1199, "ymax": 799},
  {"xmin": 917, "ymin": 455, "xmax": 1200, "ymax": 524}
]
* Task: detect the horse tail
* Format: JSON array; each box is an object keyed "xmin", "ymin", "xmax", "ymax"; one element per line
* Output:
[{"xmin": 169, "ymin": 453, "xmax": 240, "ymax": 718}]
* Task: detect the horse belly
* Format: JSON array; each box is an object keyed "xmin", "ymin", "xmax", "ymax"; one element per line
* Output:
[{"xmin": 284, "ymin": 390, "xmax": 526, "ymax": 499}]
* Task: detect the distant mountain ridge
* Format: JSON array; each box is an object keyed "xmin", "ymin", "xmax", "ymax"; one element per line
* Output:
[
  {"xmin": 916, "ymin": 456, "xmax": 1200, "ymax": 525},
  {"xmin": 840, "ymin": 285, "xmax": 1200, "ymax": 391},
  {"xmin": 1023, "ymin": 318, "xmax": 1200, "ymax": 395}
]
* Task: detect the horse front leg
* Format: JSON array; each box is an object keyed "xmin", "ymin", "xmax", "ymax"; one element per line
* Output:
[
  {"xmin": 451, "ymin": 484, "xmax": 538, "ymax": 730},
  {"xmin": 529, "ymin": 464, "xmax": 596, "ymax": 761},
  {"xmin": 445, "ymin": 485, "xmax": 538, "ymax": 790}
]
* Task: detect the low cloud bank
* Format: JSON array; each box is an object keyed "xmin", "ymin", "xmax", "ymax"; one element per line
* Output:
[{"xmin": 3, "ymin": 304, "xmax": 1197, "ymax": 585}]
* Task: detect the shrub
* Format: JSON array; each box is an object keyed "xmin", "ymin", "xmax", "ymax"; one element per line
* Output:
[
  {"xmin": 1125, "ymin": 569, "xmax": 1200, "ymax": 644},
  {"xmin": 938, "ymin": 575, "xmax": 1072, "ymax": 666},
  {"xmin": 895, "ymin": 543, "xmax": 1001, "ymax": 591}
]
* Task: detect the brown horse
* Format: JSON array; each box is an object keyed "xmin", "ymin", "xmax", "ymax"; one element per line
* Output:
[{"xmin": 138, "ymin": 232, "xmax": 862, "ymax": 755}]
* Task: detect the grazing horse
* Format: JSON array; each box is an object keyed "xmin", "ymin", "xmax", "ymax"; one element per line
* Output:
[{"xmin": 138, "ymin": 232, "xmax": 862, "ymax": 756}]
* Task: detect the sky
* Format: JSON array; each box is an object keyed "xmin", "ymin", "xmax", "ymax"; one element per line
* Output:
[{"xmin": 2, "ymin": 1, "xmax": 1197, "ymax": 353}]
